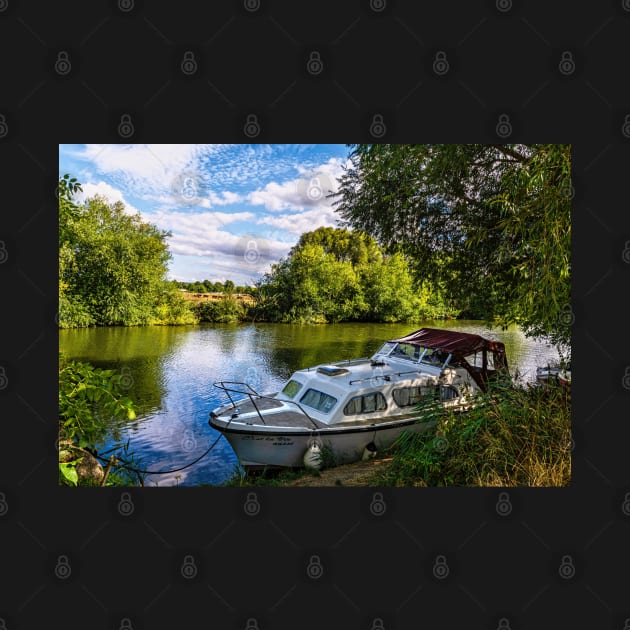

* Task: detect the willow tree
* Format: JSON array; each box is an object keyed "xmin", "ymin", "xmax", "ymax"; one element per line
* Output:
[{"xmin": 332, "ymin": 144, "xmax": 571, "ymax": 352}]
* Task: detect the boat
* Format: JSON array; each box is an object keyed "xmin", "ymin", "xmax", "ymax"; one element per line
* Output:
[
  {"xmin": 208, "ymin": 328, "xmax": 509, "ymax": 469},
  {"xmin": 536, "ymin": 362, "xmax": 571, "ymax": 388}
]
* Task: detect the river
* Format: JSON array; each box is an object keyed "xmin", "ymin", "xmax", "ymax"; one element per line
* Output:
[{"xmin": 59, "ymin": 321, "xmax": 560, "ymax": 486}]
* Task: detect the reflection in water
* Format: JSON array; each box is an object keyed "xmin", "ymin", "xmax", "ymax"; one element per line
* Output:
[{"xmin": 59, "ymin": 322, "xmax": 560, "ymax": 486}]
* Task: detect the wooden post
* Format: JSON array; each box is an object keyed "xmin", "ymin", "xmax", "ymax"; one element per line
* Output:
[{"xmin": 100, "ymin": 455, "xmax": 116, "ymax": 487}]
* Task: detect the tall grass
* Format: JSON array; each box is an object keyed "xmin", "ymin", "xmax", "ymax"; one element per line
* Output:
[{"xmin": 373, "ymin": 379, "xmax": 571, "ymax": 487}]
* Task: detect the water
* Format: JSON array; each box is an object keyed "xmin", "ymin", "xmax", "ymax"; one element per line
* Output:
[{"xmin": 59, "ymin": 321, "xmax": 560, "ymax": 486}]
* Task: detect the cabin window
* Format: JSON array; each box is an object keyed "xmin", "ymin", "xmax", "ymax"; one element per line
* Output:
[
  {"xmin": 420, "ymin": 348, "xmax": 448, "ymax": 366},
  {"xmin": 300, "ymin": 388, "xmax": 337, "ymax": 413},
  {"xmin": 392, "ymin": 386, "xmax": 436, "ymax": 407},
  {"xmin": 343, "ymin": 392, "xmax": 388, "ymax": 415},
  {"xmin": 281, "ymin": 380, "xmax": 303, "ymax": 399}
]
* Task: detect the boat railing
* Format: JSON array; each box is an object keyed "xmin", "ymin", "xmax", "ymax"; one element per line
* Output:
[
  {"xmin": 302, "ymin": 357, "xmax": 370, "ymax": 371},
  {"xmin": 348, "ymin": 367, "xmax": 442, "ymax": 386},
  {"xmin": 212, "ymin": 381, "xmax": 322, "ymax": 430}
]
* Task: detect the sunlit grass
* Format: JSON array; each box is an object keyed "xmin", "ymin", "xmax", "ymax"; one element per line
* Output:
[{"xmin": 373, "ymin": 379, "xmax": 571, "ymax": 487}]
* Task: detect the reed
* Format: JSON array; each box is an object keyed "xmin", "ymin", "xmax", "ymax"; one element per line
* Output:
[{"xmin": 374, "ymin": 379, "xmax": 571, "ymax": 487}]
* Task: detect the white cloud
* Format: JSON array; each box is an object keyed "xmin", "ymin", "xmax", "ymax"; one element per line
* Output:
[
  {"xmin": 246, "ymin": 157, "xmax": 346, "ymax": 212},
  {"xmin": 73, "ymin": 181, "xmax": 141, "ymax": 216},
  {"xmin": 71, "ymin": 144, "xmax": 225, "ymax": 200},
  {"xmin": 257, "ymin": 206, "xmax": 340, "ymax": 236}
]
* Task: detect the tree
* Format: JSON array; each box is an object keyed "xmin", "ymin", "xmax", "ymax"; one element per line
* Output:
[
  {"xmin": 332, "ymin": 144, "xmax": 571, "ymax": 351},
  {"xmin": 59, "ymin": 175, "xmax": 195, "ymax": 327},
  {"xmin": 255, "ymin": 227, "xmax": 439, "ymax": 323}
]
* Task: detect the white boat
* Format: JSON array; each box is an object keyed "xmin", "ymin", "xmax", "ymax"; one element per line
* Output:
[{"xmin": 208, "ymin": 328, "xmax": 509, "ymax": 469}]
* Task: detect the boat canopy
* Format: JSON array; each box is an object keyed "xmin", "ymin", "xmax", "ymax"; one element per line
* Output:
[{"xmin": 388, "ymin": 327, "xmax": 508, "ymax": 392}]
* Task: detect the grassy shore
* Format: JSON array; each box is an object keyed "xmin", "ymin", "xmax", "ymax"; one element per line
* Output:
[{"xmin": 224, "ymin": 380, "xmax": 571, "ymax": 487}]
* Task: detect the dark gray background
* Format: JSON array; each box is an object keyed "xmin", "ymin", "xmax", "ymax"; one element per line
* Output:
[{"xmin": 1, "ymin": 1, "xmax": 629, "ymax": 628}]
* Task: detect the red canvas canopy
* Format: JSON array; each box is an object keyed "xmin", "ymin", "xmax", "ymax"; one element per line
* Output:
[
  {"xmin": 389, "ymin": 327, "xmax": 505, "ymax": 357},
  {"xmin": 388, "ymin": 327, "xmax": 508, "ymax": 392}
]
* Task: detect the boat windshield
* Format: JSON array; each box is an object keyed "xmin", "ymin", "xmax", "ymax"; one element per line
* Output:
[
  {"xmin": 281, "ymin": 379, "xmax": 303, "ymax": 398},
  {"xmin": 374, "ymin": 341, "xmax": 397, "ymax": 356},
  {"xmin": 390, "ymin": 342, "xmax": 421, "ymax": 361}
]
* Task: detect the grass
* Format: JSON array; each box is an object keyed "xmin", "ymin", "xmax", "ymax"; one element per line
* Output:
[
  {"xmin": 373, "ymin": 378, "xmax": 571, "ymax": 487},
  {"xmin": 222, "ymin": 464, "xmax": 323, "ymax": 487}
]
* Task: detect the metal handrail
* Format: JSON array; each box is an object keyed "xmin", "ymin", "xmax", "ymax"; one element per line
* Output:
[
  {"xmin": 212, "ymin": 381, "xmax": 322, "ymax": 430},
  {"xmin": 303, "ymin": 357, "xmax": 370, "ymax": 371}
]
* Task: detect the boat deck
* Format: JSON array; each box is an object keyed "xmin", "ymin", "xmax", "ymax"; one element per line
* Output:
[{"xmin": 216, "ymin": 396, "xmax": 428, "ymax": 431}]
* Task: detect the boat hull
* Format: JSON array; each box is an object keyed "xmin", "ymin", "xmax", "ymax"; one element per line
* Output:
[{"xmin": 210, "ymin": 415, "xmax": 438, "ymax": 468}]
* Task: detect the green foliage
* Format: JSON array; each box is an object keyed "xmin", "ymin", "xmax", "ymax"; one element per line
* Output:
[
  {"xmin": 256, "ymin": 226, "xmax": 447, "ymax": 323},
  {"xmin": 58, "ymin": 354, "xmax": 140, "ymax": 486},
  {"xmin": 333, "ymin": 145, "xmax": 571, "ymax": 352},
  {"xmin": 59, "ymin": 175, "xmax": 194, "ymax": 328},
  {"xmin": 374, "ymin": 380, "xmax": 571, "ymax": 487},
  {"xmin": 193, "ymin": 295, "xmax": 245, "ymax": 323},
  {"xmin": 59, "ymin": 355, "xmax": 136, "ymax": 447},
  {"xmin": 149, "ymin": 288, "xmax": 197, "ymax": 325}
]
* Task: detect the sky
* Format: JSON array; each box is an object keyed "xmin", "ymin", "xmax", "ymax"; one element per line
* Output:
[{"xmin": 58, "ymin": 144, "xmax": 351, "ymax": 285}]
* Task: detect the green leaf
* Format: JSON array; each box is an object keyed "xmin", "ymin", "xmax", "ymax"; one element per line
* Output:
[{"xmin": 59, "ymin": 462, "xmax": 79, "ymax": 486}]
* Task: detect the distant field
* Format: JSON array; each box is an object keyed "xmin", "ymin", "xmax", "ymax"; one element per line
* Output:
[{"xmin": 179, "ymin": 291, "xmax": 255, "ymax": 306}]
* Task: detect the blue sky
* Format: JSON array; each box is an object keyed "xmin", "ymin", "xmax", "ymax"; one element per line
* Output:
[{"xmin": 59, "ymin": 144, "xmax": 351, "ymax": 285}]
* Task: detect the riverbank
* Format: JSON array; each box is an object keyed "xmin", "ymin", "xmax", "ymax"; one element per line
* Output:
[{"xmin": 224, "ymin": 382, "xmax": 571, "ymax": 488}]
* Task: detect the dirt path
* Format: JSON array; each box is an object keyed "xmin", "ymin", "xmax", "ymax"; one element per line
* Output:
[{"xmin": 282, "ymin": 456, "xmax": 396, "ymax": 486}]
